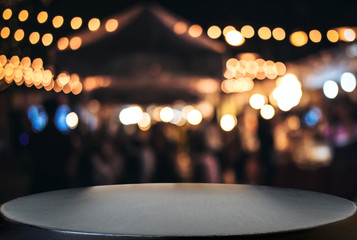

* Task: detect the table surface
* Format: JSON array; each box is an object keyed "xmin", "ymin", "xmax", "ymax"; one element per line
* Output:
[{"xmin": 1, "ymin": 183, "xmax": 356, "ymax": 237}]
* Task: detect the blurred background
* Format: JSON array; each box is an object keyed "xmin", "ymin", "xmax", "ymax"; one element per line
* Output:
[{"xmin": 1, "ymin": 0, "xmax": 357, "ymax": 203}]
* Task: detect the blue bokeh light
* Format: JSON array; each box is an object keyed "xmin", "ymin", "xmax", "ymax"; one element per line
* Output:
[
  {"xmin": 19, "ymin": 132, "xmax": 30, "ymax": 146},
  {"xmin": 55, "ymin": 105, "xmax": 71, "ymax": 133},
  {"xmin": 304, "ymin": 107, "xmax": 322, "ymax": 127}
]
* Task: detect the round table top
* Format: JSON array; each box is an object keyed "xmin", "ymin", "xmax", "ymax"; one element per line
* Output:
[{"xmin": 1, "ymin": 183, "xmax": 356, "ymax": 238}]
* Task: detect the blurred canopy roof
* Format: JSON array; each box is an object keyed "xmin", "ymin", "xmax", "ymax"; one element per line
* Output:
[{"xmin": 51, "ymin": 3, "xmax": 226, "ymax": 104}]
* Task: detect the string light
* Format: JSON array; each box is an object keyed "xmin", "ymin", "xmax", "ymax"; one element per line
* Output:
[
  {"xmin": 105, "ymin": 19, "xmax": 119, "ymax": 32},
  {"xmin": 52, "ymin": 15, "xmax": 64, "ymax": 28},
  {"xmin": 29, "ymin": 32, "xmax": 40, "ymax": 44},
  {"xmin": 18, "ymin": 10, "xmax": 29, "ymax": 22},
  {"xmin": 88, "ymin": 18, "xmax": 101, "ymax": 31},
  {"xmin": 37, "ymin": 11, "xmax": 48, "ymax": 24},
  {"xmin": 71, "ymin": 17, "xmax": 83, "ymax": 30},
  {"xmin": 2, "ymin": 9, "xmax": 12, "ymax": 20}
]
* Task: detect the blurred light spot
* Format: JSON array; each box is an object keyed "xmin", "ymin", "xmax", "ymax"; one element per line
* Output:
[
  {"xmin": 260, "ymin": 104, "xmax": 275, "ymax": 120},
  {"xmin": 138, "ymin": 112, "xmax": 151, "ymax": 131},
  {"xmin": 32, "ymin": 58, "xmax": 43, "ymax": 70},
  {"xmin": 1, "ymin": 27, "xmax": 10, "ymax": 39},
  {"xmin": 55, "ymin": 105, "xmax": 70, "ymax": 132},
  {"xmin": 340, "ymin": 72, "xmax": 356, "ymax": 92},
  {"xmin": 207, "ymin": 25, "xmax": 221, "ymax": 39},
  {"xmin": 304, "ymin": 107, "xmax": 321, "ymax": 127},
  {"xmin": 187, "ymin": 109, "xmax": 202, "ymax": 125},
  {"xmin": 223, "ymin": 26, "xmax": 236, "ymax": 36},
  {"xmin": 220, "ymin": 114, "xmax": 237, "ymax": 131},
  {"xmin": 286, "ymin": 115, "xmax": 301, "ymax": 130},
  {"xmin": 57, "ymin": 37, "xmax": 69, "ymax": 50},
  {"xmin": 72, "ymin": 81, "xmax": 83, "ymax": 95},
  {"xmin": 258, "ymin": 26, "xmax": 271, "ymax": 40},
  {"xmin": 272, "ymin": 27, "xmax": 285, "ymax": 41},
  {"xmin": 249, "ymin": 94, "xmax": 266, "ymax": 109},
  {"xmin": 275, "ymin": 62, "xmax": 286, "ymax": 75},
  {"xmin": 66, "ymin": 112, "xmax": 79, "ymax": 129},
  {"xmin": 241, "ymin": 25, "xmax": 254, "ymax": 38},
  {"xmin": 290, "ymin": 31, "xmax": 308, "ymax": 47},
  {"xmin": 37, "ymin": 11, "xmax": 48, "ymax": 23},
  {"xmin": 19, "ymin": 132, "xmax": 29, "ymax": 146},
  {"xmin": 21, "ymin": 57, "xmax": 31, "ymax": 68},
  {"xmin": 57, "ymin": 72, "xmax": 70, "ymax": 86},
  {"xmin": 42, "ymin": 33, "xmax": 53, "ymax": 46},
  {"xmin": 119, "ymin": 106, "xmax": 143, "ymax": 125},
  {"xmin": 88, "ymin": 18, "xmax": 100, "ymax": 31},
  {"xmin": 188, "ymin": 24, "xmax": 202, "ymax": 38},
  {"xmin": 323, "ymin": 80, "xmax": 338, "ymax": 99},
  {"xmin": 344, "ymin": 28, "xmax": 356, "ymax": 42},
  {"xmin": 71, "ymin": 17, "xmax": 82, "ymax": 30},
  {"xmin": 3, "ymin": 9, "xmax": 12, "ymax": 20},
  {"xmin": 105, "ymin": 19, "xmax": 119, "ymax": 32},
  {"xmin": 170, "ymin": 109, "xmax": 185, "ymax": 126},
  {"xmin": 160, "ymin": 106, "xmax": 174, "ymax": 122},
  {"xmin": 14, "ymin": 29, "xmax": 24, "ymax": 41},
  {"xmin": 173, "ymin": 21, "xmax": 187, "ymax": 35},
  {"xmin": 69, "ymin": 36, "xmax": 82, "ymax": 50},
  {"xmin": 29, "ymin": 32, "xmax": 40, "ymax": 44},
  {"xmin": 27, "ymin": 105, "xmax": 48, "ymax": 132},
  {"xmin": 327, "ymin": 29, "xmax": 339, "ymax": 42},
  {"xmin": 52, "ymin": 15, "xmax": 64, "ymax": 28},
  {"xmin": 309, "ymin": 29, "xmax": 322, "ymax": 43},
  {"xmin": 18, "ymin": 10, "xmax": 29, "ymax": 22},
  {"xmin": 225, "ymin": 30, "xmax": 245, "ymax": 46}
]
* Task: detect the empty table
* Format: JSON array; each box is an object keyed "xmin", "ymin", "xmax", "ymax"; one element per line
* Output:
[{"xmin": 1, "ymin": 183, "xmax": 356, "ymax": 239}]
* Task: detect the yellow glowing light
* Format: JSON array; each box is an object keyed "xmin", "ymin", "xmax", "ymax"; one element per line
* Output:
[
  {"xmin": 272, "ymin": 27, "xmax": 285, "ymax": 41},
  {"xmin": 58, "ymin": 72, "xmax": 70, "ymax": 86},
  {"xmin": 72, "ymin": 81, "xmax": 83, "ymax": 95},
  {"xmin": 0, "ymin": 55, "xmax": 7, "ymax": 67},
  {"xmin": 52, "ymin": 15, "xmax": 64, "ymax": 28},
  {"xmin": 1, "ymin": 27, "xmax": 10, "ymax": 39},
  {"xmin": 260, "ymin": 104, "xmax": 275, "ymax": 120},
  {"xmin": 105, "ymin": 19, "xmax": 119, "ymax": 32},
  {"xmin": 69, "ymin": 37, "xmax": 82, "ymax": 50},
  {"xmin": 258, "ymin": 26, "xmax": 271, "ymax": 40},
  {"xmin": 66, "ymin": 112, "xmax": 79, "ymax": 129},
  {"xmin": 188, "ymin": 24, "xmax": 203, "ymax": 38},
  {"xmin": 223, "ymin": 26, "xmax": 236, "ymax": 36},
  {"xmin": 57, "ymin": 37, "xmax": 69, "ymax": 50},
  {"xmin": 220, "ymin": 114, "xmax": 237, "ymax": 132},
  {"xmin": 37, "ymin": 11, "xmax": 48, "ymax": 24},
  {"xmin": 88, "ymin": 18, "xmax": 100, "ymax": 31},
  {"xmin": 14, "ymin": 29, "xmax": 25, "ymax": 41},
  {"xmin": 138, "ymin": 112, "xmax": 151, "ymax": 131},
  {"xmin": 287, "ymin": 115, "xmax": 301, "ymax": 130},
  {"xmin": 344, "ymin": 29, "xmax": 356, "ymax": 42},
  {"xmin": 309, "ymin": 29, "xmax": 322, "ymax": 43},
  {"xmin": 119, "ymin": 106, "xmax": 143, "ymax": 125},
  {"xmin": 21, "ymin": 57, "xmax": 31, "ymax": 68},
  {"xmin": 241, "ymin": 25, "xmax": 254, "ymax": 38},
  {"xmin": 29, "ymin": 32, "xmax": 40, "ymax": 44},
  {"xmin": 289, "ymin": 31, "xmax": 308, "ymax": 47},
  {"xmin": 3, "ymin": 9, "xmax": 12, "ymax": 20},
  {"xmin": 18, "ymin": 10, "xmax": 29, "ymax": 22},
  {"xmin": 249, "ymin": 94, "xmax": 266, "ymax": 109},
  {"xmin": 207, "ymin": 25, "xmax": 221, "ymax": 39},
  {"xmin": 71, "ymin": 17, "xmax": 82, "ymax": 30},
  {"xmin": 160, "ymin": 107, "xmax": 174, "ymax": 122},
  {"xmin": 275, "ymin": 62, "xmax": 286, "ymax": 75},
  {"xmin": 327, "ymin": 29, "xmax": 339, "ymax": 43},
  {"xmin": 173, "ymin": 21, "xmax": 188, "ymax": 35},
  {"xmin": 10, "ymin": 56, "xmax": 19, "ymax": 67},
  {"xmin": 187, "ymin": 109, "xmax": 202, "ymax": 125},
  {"xmin": 42, "ymin": 33, "xmax": 53, "ymax": 46},
  {"xmin": 225, "ymin": 30, "xmax": 245, "ymax": 46},
  {"xmin": 32, "ymin": 58, "xmax": 43, "ymax": 70}
]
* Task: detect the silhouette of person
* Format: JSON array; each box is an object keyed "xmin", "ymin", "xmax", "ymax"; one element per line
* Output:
[{"xmin": 28, "ymin": 98, "xmax": 72, "ymax": 194}]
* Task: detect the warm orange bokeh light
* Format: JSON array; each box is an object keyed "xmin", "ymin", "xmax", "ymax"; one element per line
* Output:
[
  {"xmin": 18, "ymin": 10, "xmax": 29, "ymax": 22},
  {"xmin": 188, "ymin": 24, "xmax": 203, "ymax": 38},
  {"xmin": 289, "ymin": 31, "xmax": 308, "ymax": 47},
  {"xmin": 105, "ymin": 19, "xmax": 119, "ymax": 32},
  {"xmin": 29, "ymin": 32, "xmax": 40, "ymax": 44},
  {"xmin": 37, "ymin": 11, "xmax": 48, "ymax": 24},
  {"xmin": 272, "ymin": 27, "xmax": 285, "ymax": 41},
  {"xmin": 240, "ymin": 25, "xmax": 254, "ymax": 38},
  {"xmin": 88, "ymin": 18, "xmax": 101, "ymax": 31},
  {"xmin": 258, "ymin": 27, "xmax": 271, "ymax": 40},
  {"xmin": 14, "ymin": 29, "xmax": 25, "ymax": 41},
  {"xmin": 57, "ymin": 37, "xmax": 69, "ymax": 50},
  {"xmin": 207, "ymin": 25, "xmax": 221, "ymax": 39},
  {"xmin": 3, "ymin": 9, "xmax": 12, "ymax": 20},
  {"xmin": 71, "ymin": 17, "xmax": 83, "ymax": 30},
  {"xmin": 32, "ymin": 58, "xmax": 43, "ymax": 70},
  {"xmin": 173, "ymin": 21, "xmax": 188, "ymax": 35},
  {"xmin": 70, "ymin": 37, "xmax": 82, "ymax": 50},
  {"xmin": 42, "ymin": 33, "xmax": 53, "ymax": 46},
  {"xmin": 327, "ymin": 29, "xmax": 339, "ymax": 43},
  {"xmin": 1, "ymin": 27, "xmax": 10, "ymax": 39},
  {"xmin": 52, "ymin": 16, "xmax": 64, "ymax": 28},
  {"xmin": 225, "ymin": 30, "xmax": 245, "ymax": 46},
  {"xmin": 309, "ymin": 29, "xmax": 322, "ymax": 43}
]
